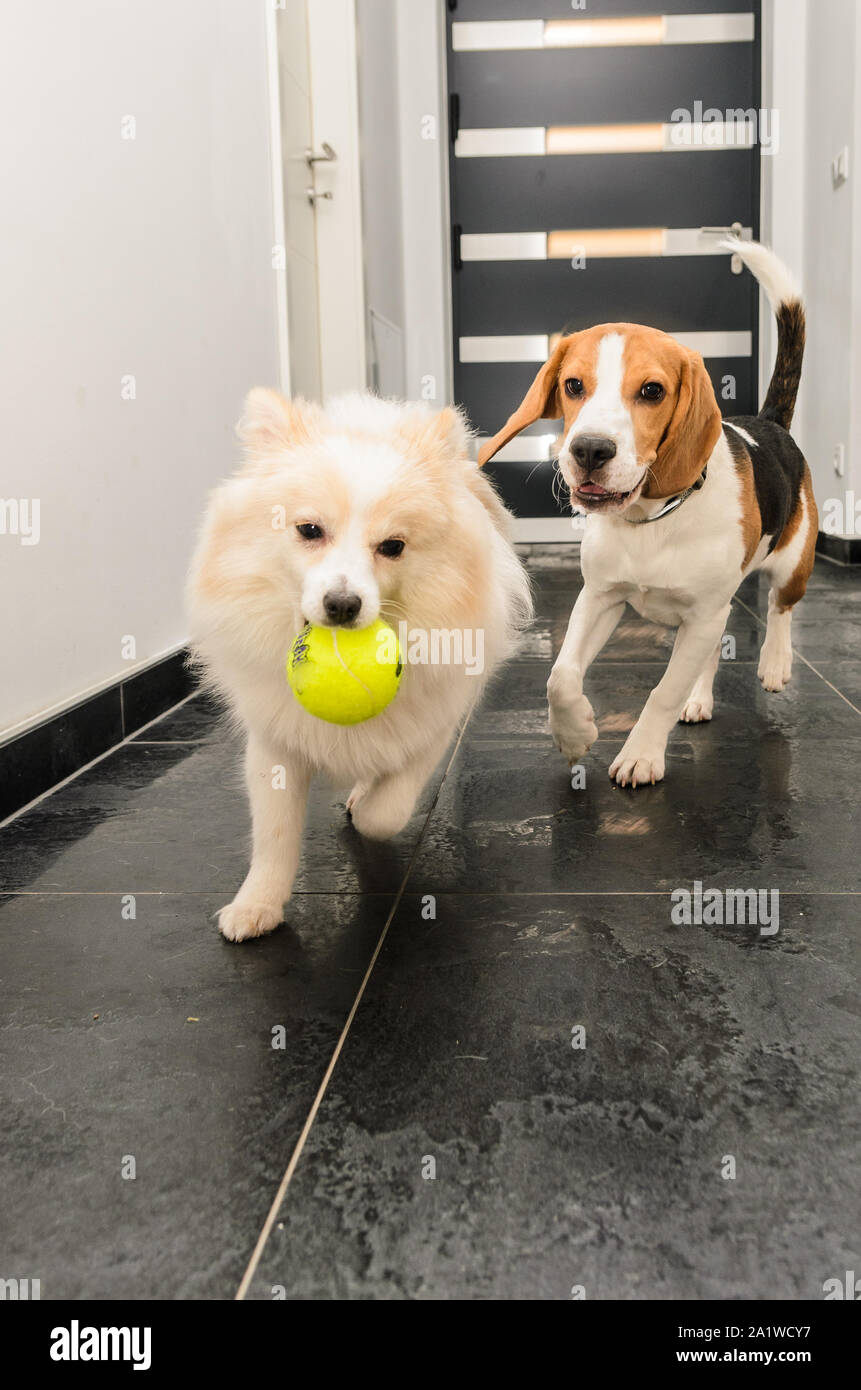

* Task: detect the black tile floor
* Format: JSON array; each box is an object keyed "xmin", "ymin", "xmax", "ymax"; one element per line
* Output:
[{"xmin": 1, "ymin": 547, "xmax": 858, "ymax": 1301}]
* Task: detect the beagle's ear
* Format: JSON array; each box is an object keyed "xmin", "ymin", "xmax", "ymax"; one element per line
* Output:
[
  {"xmin": 237, "ymin": 389, "xmax": 323, "ymax": 461},
  {"xmin": 649, "ymin": 350, "xmax": 722, "ymax": 496},
  {"xmin": 477, "ymin": 338, "xmax": 571, "ymax": 467}
]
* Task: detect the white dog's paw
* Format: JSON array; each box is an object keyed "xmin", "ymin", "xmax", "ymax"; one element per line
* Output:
[
  {"xmin": 609, "ymin": 738, "xmax": 666, "ymax": 788},
  {"xmin": 349, "ymin": 786, "xmax": 414, "ymax": 841},
  {"xmin": 217, "ymin": 899, "xmax": 283, "ymax": 943},
  {"xmin": 680, "ymin": 693, "xmax": 714, "ymax": 723},
  {"xmin": 758, "ymin": 651, "xmax": 792, "ymax": 692},
  {"xmin": 548, "ymin": 693, "xmax": 598, "ymax": 766}
]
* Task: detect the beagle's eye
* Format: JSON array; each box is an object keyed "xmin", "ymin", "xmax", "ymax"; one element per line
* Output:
[
  {"xmin": 377, "ymin": 538, "xmax": 405, "ymax": 559},
  {"xmin": 296, "ymin": 523, "xmax": 324, "ymax": 541},
  {"xmin": 564, "ymin": 378, "xmax": 585, "ymax": 398},
  {"xmin": 640, "ymin": 381, "xmax": 665, "ymax": 402}
]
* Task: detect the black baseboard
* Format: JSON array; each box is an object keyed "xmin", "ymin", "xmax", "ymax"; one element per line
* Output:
[
  {"xmin": 816, "ymin": 531, "xmax": 861, "ymax": 565},
  {"xmin": 0, "ymin": 650, "xmax": 194, "ymax": 823}
]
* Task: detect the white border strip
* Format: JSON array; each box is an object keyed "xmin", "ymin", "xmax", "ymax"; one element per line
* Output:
[
  {"xmin": 461, "ymin": 231, "xmax": 548, "ymax": 261},
  {"xmin": 480, "ymin": 434, "xmax": 558, "ymax": 463},
  {"xmin": 511, "ymin": 517, "xmax": 585, "ymax": 542},
  {"xmin": 663, "ymin": 13, "xmax": 755, "ymax": 45},
  {"xmin": 453, "ymin": 19, "xmax": 544, "ymax": 51},
  {"xmin": 460, "ymin": 330, "xmax": 752, "ymax": 363},
  {"xmin": 462, "ymin": 227, "xmax": 752, "ymax": 262},
  {"xmin": 672, "ymin": 330, "xmax": 752, "ymax": 357},
  {"xmin": 455, "ymin": 127, "xmax": 546, "ymax": 158},
  {"xmin": 453, "ymin": 14, "xmax": 754, "ymax": 52},
  {"xmin": 456, "ymin": 121, "xmax": 755, "ymax": 158},
  {"xmin": 460, "ymin": 334, "xmax": 549, "ymax": 363}
]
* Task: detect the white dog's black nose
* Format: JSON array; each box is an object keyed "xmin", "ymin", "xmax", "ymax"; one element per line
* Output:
[
  {"xmin": 323, "ymin": 592, "xmax": 362, "ymax": 625},
  {"xmin": 571, "ymin": 435, "xmax": 617, "ymax": 471}
]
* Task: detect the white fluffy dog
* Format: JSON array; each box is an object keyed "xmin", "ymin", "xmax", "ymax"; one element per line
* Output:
[{"xmin": 187, "ymin": 390, "xmax": 531, "ymax": 942}]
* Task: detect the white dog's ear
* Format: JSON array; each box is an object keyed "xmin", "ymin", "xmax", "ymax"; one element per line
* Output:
[
  {"xmin": 477, "ymin": 337, "xmax": 572, "ymax": 467},
  {"xmin": 396, "ymin": 404, "xmax": 473, "ymax": 464},
  {"xmin": 237, "ymin": 389, "xmax": 322, "ymax": 460}
]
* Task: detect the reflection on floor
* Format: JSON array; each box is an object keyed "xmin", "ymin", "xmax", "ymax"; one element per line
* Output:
[{"xmin": 1, "ymin": 546, "xmax": 859, "ymax": 1299}]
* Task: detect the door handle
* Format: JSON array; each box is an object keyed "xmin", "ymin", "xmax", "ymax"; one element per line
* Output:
[
  {"xmin": 700, "ymin": 222, "xmax": 744, "ymax": 272},
  {"xmin": 305, "ymin": 142, "xmax": 337, "ymax": 166}
]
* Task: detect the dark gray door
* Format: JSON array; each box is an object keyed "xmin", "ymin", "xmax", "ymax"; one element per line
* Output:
[{"xmin": 447, "ymin": 0, "xmax": 762, "ymax": 517}]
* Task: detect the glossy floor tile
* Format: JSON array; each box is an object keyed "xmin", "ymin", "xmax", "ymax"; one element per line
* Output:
[
  {"xmin": 245, "ymin": 892, "xmax": 858, "ymax": 1301},
  {"xmin": 0, "ymin": 891, "xmax": 394, "ymax": 1299},
  {"xmin": 1, "ymin": 547, "xmax": 858, "ymax": 1301}
]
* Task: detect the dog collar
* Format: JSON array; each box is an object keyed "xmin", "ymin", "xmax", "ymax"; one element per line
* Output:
[{"xmin": 622, "ymin": 465, "xmax": 708, "ymax": 525}]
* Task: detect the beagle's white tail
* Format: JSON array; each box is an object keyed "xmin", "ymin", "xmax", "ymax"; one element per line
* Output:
[{"xmin": 721, "ymin": 236, "xmax": 805, "ymax": 432}]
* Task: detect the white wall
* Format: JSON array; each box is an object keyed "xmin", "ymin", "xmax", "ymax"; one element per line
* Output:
[
  {"xmin": 849, "ymin": 3, "xmax": 861, "ymax": 517},
  {"xmin": 759, "ymin": 0, "xmax": 807, "ymax": 449},
  {"xmin": 798, "ymin": 0, "xmax": 858, "ymax": 518},
  {"xmin": 0, "ymin": 0, "xmax": 280, "ymax": 737},
  {"xmin": 765, "ymin": 0, "xmax": 861, "ymax": 533}
]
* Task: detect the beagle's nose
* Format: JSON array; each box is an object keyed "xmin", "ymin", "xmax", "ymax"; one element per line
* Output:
[
  {"xmin": 323, "ymin": 592, "xmax": 362, "ymax": 625},
  {"xmin": 571, "ymin": 435, "xmax": 617, "ymax": 471}
]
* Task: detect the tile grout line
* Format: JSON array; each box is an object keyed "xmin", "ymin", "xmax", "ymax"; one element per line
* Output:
[
  {"xmin": 3, "ymin": 889, "xmax": 861, "ymax": 899},
  {"xmin": 0, "ymin": 690, "xmax": 201, "ymax": 831},
  {"xmin": 233, "ymin": 710, "xmax": 474, "ymax": 1301},
  {"xmin": 131, "ymin": 739, "xmax": 216, "ymax": 746},
  {"xmin": 732, "ymin": 595, "xmax": 861, "ymax": 719}
]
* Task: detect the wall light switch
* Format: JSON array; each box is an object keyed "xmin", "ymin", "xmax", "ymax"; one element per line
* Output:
[{"xmin": 831, "ymin": 146, "xmax": 850, "ymax": 188}]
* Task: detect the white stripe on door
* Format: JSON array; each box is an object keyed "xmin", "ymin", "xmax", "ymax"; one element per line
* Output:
[
  {"xmin": 459, "ymin": 335, "xmax": 551, "ymax": 364},
  {"xmin": 461, "ymin": 232, "xmax": 549, "ymax": 261},
  {"xmin": 672, "ymin": 331, "xmax": 752, "ymax": 357},
  {"xmin": 452, "ymin": 14, "xmax": 755, "ymax": 53},
  {"xmin": 460, "ymin": 331, "xmax": 752, "ymax": 363},
  {"xmin": 455, "ymin": 121, "xmax": 755, "ymax": 158},
  {"xmin": 455, "ymin": 127, "xmax": 547, "ymax": 158},
  {"xmin": 479, "ymin": 434, "xmax": 559, "ymax": 463},
  {"xmin": 461, "ymin": 227, "xmax": 752, "ymax": 262}
]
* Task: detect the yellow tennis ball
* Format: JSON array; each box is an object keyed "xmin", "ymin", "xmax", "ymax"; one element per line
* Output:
[{"xmin": 286, "ymin": 619, "xmax": 403, "ymax": 725}]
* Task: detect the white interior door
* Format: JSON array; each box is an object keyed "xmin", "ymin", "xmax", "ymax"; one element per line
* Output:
[
  {"xmin": 268, "ymin": 0, "xmax": 366, "ymax": 403},
  {"xmin": 271, "ymin": 0, "xmax": 322, "ymax": 400}
]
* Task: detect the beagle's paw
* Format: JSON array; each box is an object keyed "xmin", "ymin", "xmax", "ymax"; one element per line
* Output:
[
  {"xmin": 548, "ymin": 693, "xmax": 598, "ymax": 767},
  {"xmin": 758, "ymin": 651, "xmax": 792, "ymax": 692},
  {"xmin": 609, "ymin": 738, "xmax": 666, "ymax": 789},
  {"xmin": 217, "ymin": 899, "xmax": 283, "ymax": 943}
]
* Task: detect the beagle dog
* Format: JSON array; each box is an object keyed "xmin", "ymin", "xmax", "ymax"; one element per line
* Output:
[{"xmin": 479, "ymin": 239, "xmax": 817, "ymax": 788}]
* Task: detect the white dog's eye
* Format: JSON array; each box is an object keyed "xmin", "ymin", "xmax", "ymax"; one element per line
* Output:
[
  {"xmin": 639, "ymin": 381, "xmax": 665, "ymax": 402},
  {"xmin": 376, "ymin": 538, "xmax": 405, "ymax": 559},
  {"xmin": 296, "ymin": 523, "xmax": 324, "ymax": 541}
]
